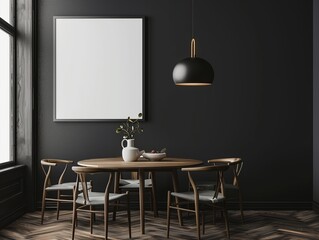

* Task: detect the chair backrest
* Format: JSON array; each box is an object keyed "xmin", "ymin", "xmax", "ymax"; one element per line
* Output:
[
  {"xmin": 72, "ymin": 166, "xmax": 115, "ymax": 204},
  {"xmin": 207, "ymin": 158, "xmax": 243, "ymax": 186},
  {"xmin": 182, "ymin": 165, "xmax": 229, "ymax": 198},
  {"xmin": 41, "ymin": 159, "xmax": 74, "ymax": 188}
]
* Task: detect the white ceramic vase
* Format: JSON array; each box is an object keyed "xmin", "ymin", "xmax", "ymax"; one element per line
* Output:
[{"xmin": 121, "ymin": 139, "xmax": 144, "ymax": 162}]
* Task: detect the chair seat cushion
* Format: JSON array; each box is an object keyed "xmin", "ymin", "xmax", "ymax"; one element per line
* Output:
[
  {"xmin": 46, "ymin": 182, "xmax": 76, "ymax": 191},
  {"xmin": 119, "ymin": 179, "xmax": 152, "ymax": 189},
  {"xmin": 171, "ymin": 190, "xmax": 225, "ymax": 203},
  {"xmin": 197, "ymin": 182, "xmax": 239, "ymax": 190},
  {"xmin": 76, "ymin": 192, "xmax": 127, "ymax": 205},
  {"xmin": 46, "ymin": 182, "xmax": 92, "ymax": 191}
]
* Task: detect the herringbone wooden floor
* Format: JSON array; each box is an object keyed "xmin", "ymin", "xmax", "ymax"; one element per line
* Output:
[{"xmin": 0, "ymin": 210, "xmax": 319, "ymax": 239}]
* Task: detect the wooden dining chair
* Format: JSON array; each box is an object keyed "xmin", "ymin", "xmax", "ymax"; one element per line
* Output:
[
  {"xmin": 167, "ymin": 165, "xmax": 230, "ymax": 240},
  {"xmin": 118, "ymin": 171, "xmax": 158, "ymax": 217},
  {"xmin": 71, "ymin": 166, "xmax": 131, "ymax": 240},
  {"xmin": 207, "ymin": 158, "xmax": 244, "ymax": 222},
  {"xmin": 41, "ymin": 159, "xmax": 89, "ymax": 224}
]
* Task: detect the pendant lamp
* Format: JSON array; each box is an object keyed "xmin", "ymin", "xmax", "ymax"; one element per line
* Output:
[{"xmin": 173, "ymin": 0, "xmax": 214, "ymax": 86}]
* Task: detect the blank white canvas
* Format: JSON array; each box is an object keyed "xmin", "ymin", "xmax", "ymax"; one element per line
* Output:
[{"xmin": 55, "ymin": 18, "xmax": 143, "ymax": 120}]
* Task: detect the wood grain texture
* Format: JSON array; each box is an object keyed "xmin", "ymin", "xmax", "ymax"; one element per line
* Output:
[
  {"xmin": 16, "ymin": 0, "xmax": 36, "ymax": 211},
  {"xmin": 78, "ymin": 158, "xmax": 203, "ymax": 170},
  {"xmin": 1, "ymin": 210, "xmax": 319, "ymax": 239}
]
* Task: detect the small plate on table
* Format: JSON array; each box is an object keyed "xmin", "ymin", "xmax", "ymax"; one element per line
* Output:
[{"xmin": 142, "ymin": 152, "xmax": 166, "ymax": 161}]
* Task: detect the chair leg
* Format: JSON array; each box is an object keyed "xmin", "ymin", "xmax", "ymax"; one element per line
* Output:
[
  {"xmin": 104, "ymin": 200, "xmax": 109, "ymax": 240},
  {"xmin": 56, "ymin": 190, "xmax": 60, "ymax": 220},
  {"xmin": 223, "ymin": 202, "xmax": 230, "ymax": 239},
  {"xmin": 71, "ymin": 203, "xmax": 77, "ymax": 240},
  {"xmin": 151, "ymin": 188, "xmax": 158, "ymax": 217},
  {"xmin": 187, "ymin": 183, "xmax": 191, "ymax": 217},
  {"xmin": 113, "ymin": 172, "xmax": 120, "ymax": 221},
  {"xmin": 150, "ymin": 171, "xmax": 158, "ymax": 217},
  {"xmin": 171, "ymin": 170, "xmax": 183, "ymax": 226},
  {"xmin": 41, "ymin": 190, "xmax": 46, "ymax": 224},
  {"xmin": 126, "ymin": 192, "xmax": 132, "ymax": 239},
  {"xmin": 238, "ymin": 189, "xmax": 244, "ymax": 223},
  {"xmin": 194, "ymin": 201, "xmax": 201, "ymax": 240},
  {"xmin": 202, "ymin": 211, "xmax": 205, "ymax": 235},
  {"xmin": 112, "ymin": 202, "xmax": 117, "ymax": 221},
  {"xmin": 90, "ymin": 205, "xmax": 93, "ymax": 234},
  {"xmin": 166, "ymin": 191, "xmax": 171, "ymax": 238}
]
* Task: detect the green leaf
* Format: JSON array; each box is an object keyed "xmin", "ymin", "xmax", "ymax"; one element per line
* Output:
[
  {"xmin": 160, "ymin": 148, "xmax": 166, "ymax": 153},
  {"xmin": 138, "ymin": 113, "xmax": 143, "ymax": 118},
  {"xmin": 116, "ymin": 128, "xmax": 122, "ymax": 133}
]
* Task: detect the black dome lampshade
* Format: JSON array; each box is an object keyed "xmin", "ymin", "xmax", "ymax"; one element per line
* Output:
[
  {"xmin": 173, "ymin": 0, "xmax": 214, "ymax": 86},
  {"xmin": 173, "ymin": 39, "xmax": 214, "ymax": 86}
]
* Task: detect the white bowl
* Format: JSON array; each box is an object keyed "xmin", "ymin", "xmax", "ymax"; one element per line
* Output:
[{"xmin": 142, "ymin": 152, "xmax": 166, "ymax": 161}]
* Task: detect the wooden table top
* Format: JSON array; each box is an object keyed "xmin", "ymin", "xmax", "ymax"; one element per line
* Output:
[{"xmin": 78, "ymin": 157, "xmax": 203, "ymax": 170}]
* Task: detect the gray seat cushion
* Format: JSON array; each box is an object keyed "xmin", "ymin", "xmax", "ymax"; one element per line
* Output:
[
  {"xmin": 197, "ymin": 182, "xmax": 239, "ymax": 190},
  {"xmin": 76, "ymin": 192, "xmax": 127, "ymax": 205},
  {"xmin": 46, "ymin": 182, "xmax": 76, "ymax": 191},
  {"xmin": 171, "ymin": 190, "xmax": 225, "ymax": 203},
  {"xmin": 46, "ymin": 182, "xmax": 92, "ymax": 191}
]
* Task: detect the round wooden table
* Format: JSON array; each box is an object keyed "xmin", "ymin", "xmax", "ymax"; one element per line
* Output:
[{"xmin": 78, "ymin": 157, "xmax": 202, "ymax": 234}]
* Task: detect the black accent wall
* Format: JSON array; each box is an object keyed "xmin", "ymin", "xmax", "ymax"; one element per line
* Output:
[
  {"xmin": 314, "ymin": 0, "xmax": 319, "ymax": 206},
  {"xmin": 37, "ymin": 0, "xmax": 313, "ymax": 208}
]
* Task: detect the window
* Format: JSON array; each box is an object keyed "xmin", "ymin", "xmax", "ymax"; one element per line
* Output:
[
  {"xmin": 0, "ymin": 0, "xmax": 14, "ymax": 25},
  {"xmin": 0, "ymin": 0, "xmax": 15, "ymax": 166}
]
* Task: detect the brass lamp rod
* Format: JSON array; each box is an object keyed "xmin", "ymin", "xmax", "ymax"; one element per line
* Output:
[
  {"xmin": 191, "ymin": 38, "xmax": 196, "ymax": 58},
  {"xmin": 190, "ymin": 0, "xmax": 196, "ymax": 58}
]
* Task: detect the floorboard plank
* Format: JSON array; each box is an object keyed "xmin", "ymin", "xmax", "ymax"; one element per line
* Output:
[{"xmin": 0, "ymin": 210, "xmax": 319, "ymax": 239}]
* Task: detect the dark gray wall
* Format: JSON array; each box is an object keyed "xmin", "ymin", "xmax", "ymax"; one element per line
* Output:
[
  {"xmin": 37, "ymin": 0, "xmax": 313, "ymax": 208},
  {"xmin": 314, "ymin": 0, "xmax": 319, "ymax": 206}
]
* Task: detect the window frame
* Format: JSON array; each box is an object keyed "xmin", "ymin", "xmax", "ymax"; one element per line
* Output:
[{"xmin": 0, "ymin": 0, "xmax": 16, "ymax": 169}]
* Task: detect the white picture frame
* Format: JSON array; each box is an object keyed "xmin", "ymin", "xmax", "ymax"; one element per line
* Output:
[{"xmin": 53, "ymin": 17, "xmax": 145, "ymax": 121}]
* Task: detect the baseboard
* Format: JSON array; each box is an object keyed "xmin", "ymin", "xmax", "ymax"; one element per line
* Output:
[
  {"xmin": 240, "ymin": 201, "xmax": 313, "ymax": 210},
  {"xmin": 313, "ymin": 201, "xmax": 319, "ymax": 212},
  {"xmin": 0, "ymin": 206, "xmax": 26, "ymax": 229}
]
